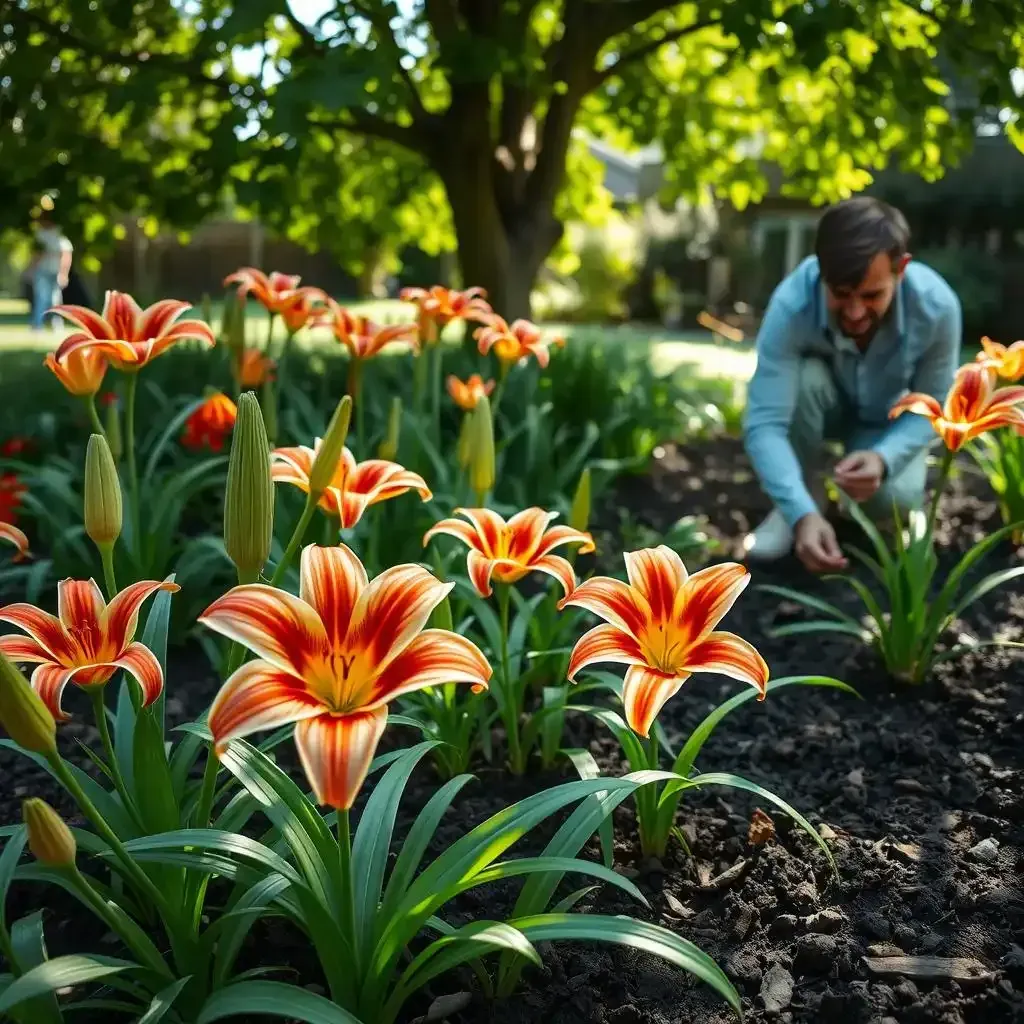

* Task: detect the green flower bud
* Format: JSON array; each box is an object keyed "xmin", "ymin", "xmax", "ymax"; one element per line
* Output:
[
  {"xmin": 569, "ymin": 467, "xmax": 591, "ymax": 534},
  {"xmin": 469, "ymin": 395, "xmax": 495, "ymax": 498},
  {"xmin": 261, "ymin": 377, "xmax": 278, "ymax": 446},
  {"xmin": 224, "ymin": 391, "xmax": 274, "ymax": 580},
  {"xmin": 309, "ymin": 395, "xmax": 352, "ymax": 497},
  {"xmin": 377, "ymin": 397, "xmax": 402, "ymax": 462},
  {"xmin": 105, "ymin": 400, "xmax": 122, "ymax": 463},
  {"xmin": 456, "ymin": 413, "xmax": 474, "ymax": 470},
  {"xmin": 0, "ymin": 652, "xmax": 56, "ymax": 756},
  {"xmin": 84, "ymin": 433, "xmax": 122, "ymax": 550},
  {"xmin": 23, "ymin": 798, "xmax": 76, "ymax": 867}
]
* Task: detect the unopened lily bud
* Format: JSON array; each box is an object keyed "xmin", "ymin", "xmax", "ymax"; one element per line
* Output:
[
  {"xmin": 224, "ymin": 392, "xmax": 273, "ymax": 580},
  {"xmin": 429, "ymin": 594, "xmax": 453, "ymax": 632},
  {"xmin": 261, "ymin": 377, "xmax": 278, "ymax": 445},
  {"xmin": 377, "ymin": 397, "xmax": 402, "ymax": 462},
  {"xmin": 469, "ymin": 395, "xmax": 495, "ymax": 498},
  {"xmin": 84, "ymin": 433, "xmax": 122, "ymax": 550},
  {"xmin": 0, "ymin": 652, "xmax": 56, "ymax": 756},
  {"xmin": 23, "ymin": 798, "xmax": 76, "ymax": 867},
  {"xmin": 309, "ymin": 395, "xmax": 352, "ymax": 497},
  {"xmin": 569, "ymin": 467, "xmax": 591, "ymax": 534},
  {"xmin": 104, "ymin": 400, "xmax": 122, "ymax": 463},
  {"xmin": 456, "ymin": 414, "xmax": 474, "ymax": 469}
]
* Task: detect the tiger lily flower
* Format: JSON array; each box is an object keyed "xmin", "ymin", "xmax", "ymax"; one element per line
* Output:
[
  {"xmin": 224, "ymin": 268, "xmax": 304, "ymax": 316},
  {"xmin": 201, "ymin": 544, "xmax": 490, "ymax": 809},
  {"xmin": 272, "ymin": 441, "xmax": 431, "ymax": 528},
  {"xmin": 890, "ymin": 362, "xmax": 1024, "ymax": 451},
  {"xmin": 43, "ymin": 348, "xmax": 108, "ymax": 397},
  {"xmin": 560, "ymin": 547, "xmax": 769, "ymax": 737},
  {"xmin": 0, "ymin": 524, "xmax": 29, "ymax": 562},
  {"xmin": 320, "ymin": 300, "xmax": 417, "ymax": 360},
  {"xmin": 0, "ymin": 579, "xmax": 179, "ymax": 720},
  {"xmin": 401, "ymin": 286, "xmax": 493, "ymax": 348},
  {"xmin": 51, "ymin": 292, "xmax": 215, "ymax": 371},
  {"xmin": 424, "ymin": 507, "xmax": 594, "ymax": 599},
  {"xmin": 182, "ymin": 392, "xmax": 238, "ymax": 452},
  {"xmin": 278, "ymin": 287, "xmax": 328, "ymax": 334},
  {"xmin": 237, "ymin": 348, "xmax": 276, "ymax": 388},
  {"xmin": 474, "ymin": 315, "xmax": 563, "ymax": 369},
  {"xmin": 447, "ymin": 374, "xmax": 495, "ymax": 411},
  {"xmin": 975, "ymin": 336, "xmax": 1024, "ymax": 383}
]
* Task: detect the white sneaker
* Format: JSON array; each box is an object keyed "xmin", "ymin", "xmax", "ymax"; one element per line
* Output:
[{"xmin": 743, "ymin": 509, "xmax": 793, "ymax": 561}]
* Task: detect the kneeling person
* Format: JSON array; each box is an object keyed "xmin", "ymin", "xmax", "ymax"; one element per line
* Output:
[{"xmin": 742, "ymin": 197, "xmax": 961, "ymax": 573}]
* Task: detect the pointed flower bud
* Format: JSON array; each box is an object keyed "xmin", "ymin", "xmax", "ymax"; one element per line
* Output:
[
  {"xmin": 104, "ymin": 399, "xmax": 122, "ymax": 463},
  {"xmin": 456, "ymin": 414, "xmax": 474, "ymax": 469},
  {"xmin": 569, "ymin": 467, "xmax": 591, "ymax": 534},
  {"xmin": 377, "ymin": 397, "xmax": 402, "ymax": 462},
  {"xmin": 84, "ymin": 433, "xmax": 122, "ymax": 550},
  {"xmin": 23, "ymin": 798, "xmax": 76, "ymax": 867},
  {"xmin": 469, "ymin": 395, "xmax": 495, "ymax": 498},
  {"xmin": 261, "ymin": 377, "xmax": 278, "ymax": 446},
  {"xmin": 0, "ymin": 652, "xmax": 56, "ymax": 755},
  {"xmin": 224, "ymin": 392, "xmax": 273, "ymax": 579},
  {"xmin": 309, "ymin": 395, "xmax": 352, "ymax": 497}
]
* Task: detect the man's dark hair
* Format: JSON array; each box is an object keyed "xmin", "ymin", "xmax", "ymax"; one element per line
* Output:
[{"xmin": 814, "ymin": 197, "xmax": 910, "ymax": 290}]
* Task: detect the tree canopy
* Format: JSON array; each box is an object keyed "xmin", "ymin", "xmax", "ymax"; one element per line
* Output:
[{"xmin": 4, "ymin": 0, "xmax": 1024, "ymax": 312}]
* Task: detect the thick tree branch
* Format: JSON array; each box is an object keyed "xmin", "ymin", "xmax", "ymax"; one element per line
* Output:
[{"xmin": 594, "ymin": 17, "xmax": 723, "ymax": 83}]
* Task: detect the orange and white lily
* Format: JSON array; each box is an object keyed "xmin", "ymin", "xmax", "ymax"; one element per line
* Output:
[
  {"xmin": 201, "ymin": 544, "xmax": 490, "ymax": 808},
  {"xmin": 474, "ymin": 315, "xmax": 563, "ymax": 369},
  {"xmin": 320, "ymin": 300, "xmax": 417, "ymax": 361},
  {"xmin": 272, "ymin": 441, "xmax": 431, "ymax": 528},
  {"xmin": 890, "ymin": 362, "xmax": 1024, "ymax": 451},
  {"xmin": 447, "ymin": 374, "xmax": 495, "ymax": 411},
  {"xmin": 401, "ymin": 286, "xmax": 493, "ymax": 347},
  {"xmin": 237, "ymin": 348, "xmax": 276, "ymax": 388},
  {"xmin": 560, "ymin": 547, "xmax": 768, "ymax": 737},
  {"xmin": 51, "ymin": 292, "xmax": 215, "ymax": 371},
  {"xmin": 43, "ymin": 348, "xmax": 108, "ymax": 397},
  {"xmin": 0, "ymin": 579, "xmax": 179, "ymax": 720},
  {"xmin": 0, "ymin": 524, "xmax": 29, "ymax": 562},
  {"xmin": 224, "ymin": 268, "xmax": 303, "ymax": 316},
  {"xmin": 975, "ymin": 336, "xmax": 1024, "ymax": 383},
  {"xmin": 424, "ymin": 507, "xmax": 594, "ymax": 599},
  {"xmin": 277, "ymin": 287, "xmax": 328, "ymax": 334},
  {"xmin": 182, "ymin": 392, "xmax": 238, "ymax": 452}
]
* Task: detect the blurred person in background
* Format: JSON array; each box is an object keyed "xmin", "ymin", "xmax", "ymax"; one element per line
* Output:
[
  {"xmin": 742, "ymin": 197, "xmax": 961, "ymax": 573},
  {"xmin": 30, "ymin": 205, "xmax": 73, "ymax": 331}
]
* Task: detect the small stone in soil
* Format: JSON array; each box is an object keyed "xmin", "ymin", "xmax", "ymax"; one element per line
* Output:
[
  {"xmin": 795, "ymin": 933, "xmax": 838, "ymax": 974},
  {"xmin": 863, "ymin": 955, "xmax": 995, "ymax": 985},
  {"xmin": 724, "ymin": 950, "xmax": 762, "ymax": 987},
  {"xmin": 732, "ymin": 904, "xmax": 755, "ymax": 941},
  {"xmin": 748, "ymin": 808, "xmax": 776, "ymax": 846},
  {"xmin": 969, "ymin": 837, "xmax": 1000, "ymax": 863},
  {"xmin": 769, "ymin": 914, "xmax": 798, "ymax": 938},
  {"xmin": 894, "ymin": 778, "xmax": 928, "ymax": 794},
  {"xmin": 804, "ymin": 909, "xmax": 845, "ymax": 934},
  {"xmin": 818, "ymin": 822, "xmax": 839, "ymax": 841},
  {"xmin": 868, "ymin": 942, "xmax": 907, "ymax": 958},
  {"xmin": 664, "ymin": 892, "xmax": 693, "ymax": 919},
  {"xmin": 760, "ymin": 962, "xmax": 794, "ymax": 1013},
  {"xmin": 787, "ymin": 880, "xmax": 818, "ymax": 911},
  {"xmin": 858, "ymin": 911, "xmax": 891, "ymax": 940}
]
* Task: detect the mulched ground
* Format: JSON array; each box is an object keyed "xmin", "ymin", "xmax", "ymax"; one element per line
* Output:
[{"xmin": 4, "ymin": 435, "xmax": 1024, "ymax": 1023}]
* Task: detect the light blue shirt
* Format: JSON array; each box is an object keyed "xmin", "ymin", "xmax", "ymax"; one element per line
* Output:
[{"xmin": 743, "ymin": 256, "xmax": 962, "ymax": 527}]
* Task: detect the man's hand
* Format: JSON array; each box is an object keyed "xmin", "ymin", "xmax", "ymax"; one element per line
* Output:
[
  {"xmin": 793, "ymin": 513, "xmax": 848, "ymax": 574},
  {"xmin": 834, "ymin": 450, "xmax": 886, "ymax": 502}
]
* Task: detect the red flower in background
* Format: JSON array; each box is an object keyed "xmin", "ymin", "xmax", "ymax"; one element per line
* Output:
[
  {"xmin": 182, "ymin": 393, "xmax": 238, "ymax": 452},
  {"xmin": 0, "ymin": 438, "xmax": 33, "ymax": 458},
  {"xmin": 0, "ymin": 474, "xmax": 26, "ymax": 525},
  {"xmin": 100, "ymin": 392, "xmax": 118, "ymax": 408}
]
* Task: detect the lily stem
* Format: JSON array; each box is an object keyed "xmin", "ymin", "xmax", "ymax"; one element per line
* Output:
[
  {"xmin": 269, "ymin": 495, "xmax": 317, "ymax": 588},
  {"xmin": 84, "ymin": 394, "xmax": 106, "ymax": 439},
  {"xmin": 89, "ymin": 688, "xmax": 136, "ymax": 819},
  {"xmin": 925, "ymin": 449, "xmax": 955, "ymax": 541},
  {"xmin": 497, "ymin": 583, "xmax": 523, "ymax": 775},
  {"xmin": 99, "ymin": 545, "xmax": 118, "ymax": 600},
  {"xmin": 123, "ymin": 372, "xmax": 140, "ymax": 561},
  {"xmin": 337, "ymin": 810, "xmax": 360, "ymax": 974}
]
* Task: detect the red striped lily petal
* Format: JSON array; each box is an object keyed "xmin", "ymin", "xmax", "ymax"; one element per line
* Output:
[
  {"xmin": 673, "ymin": 562, "xmax": 750, "ymax": 647},
  {"xmin": 199, "ymin": 584, "xmax": 329, "ymax": 677},
  {"xmin": 534, "ymin": 523, "xmax": 596, "ymax": 558},
  {"xmin": 961, "ymin": 408, "xmax": 1024, "ymax": 447},
  {"xmin": 299, "ymin": 545, "xmax": 368, "ymax": 650},
  {"xmin": 624, "ymin": 547, "xmax": 688, "ymax": 623},
  {"xmin": 30, "ymin": 663, "xmax": 76, "ymax": 721},
  {"xmin": 681, "ymin": 630, "xmax": 769, "ymax": 697},
  {"xmin": 138, "ymin": 299, "xmax": 193, "ymax": 338},
  {"xmin": 0, "ymin": 604, "xmax": 69, "ymax": 661},
  {"xmin": 362, "ymin": 629, "xmax": 491, "ymax": 708},
  {"xmin": 452, "ymin": 508, "xmax": 505, "ymax": 555},
  {"xmin": 268, "ymin": 271, "xmax": 302, "ymax": 294},
  {"xmin": 103, "ymin": 580, "xmax": 180, "ymax": 652},
  {"xmin": 504, "ymin": 508, "xmax": 557, "ymax": 561},
  {"xmin": 0, "ymin": 634, "xmax": 52, "ymax": 664},
  {"xmin": 622, "ymin": 664, "xmax": 689, "ymax": 738},
  {"xmin": 530, "ymin": 554, "xmax": 577, "ymax": 600},
  {"xmin": 348, "ymin": 565, "xmax": 453, "ymax": 674},
  {"xmin": 0, "ymin": 523, "xmax": 29, "ymax": 561},
  {"xmin": 889, "ymin": 392, "xmax": 942, "ymax": 421},
  {"xmin": 423, "ymin": 516, "xmax": 482, "ymax": 551},
  {"xmin": 338, "ymin": 491, "xmax": 373, "ymax": 529},
  {"xmin": 54, "ymin": 334, "xmax": 139, "ymax": 367},
  {"xmin": 983, "ymin": 385, "xmax": 1024, "ymax": 411},
  {"xmin": 466, "ymin": 550, "xmax": 502, "ymax": 597},
  {"xmin": 150, "ymin": 318, "xmax": 217, "ymax": 351},
  {"xmin": 208, "ymin": 659, "xmax": 324, "ymax": 752},
  {"xmin": 48, "ymin": 304, "xmax": 115, "ymax": 339},
  {"xmin": 352, "ymin": 462, "xmax": 432, "ymax": 506},
  {"xmin": 101, "ymin": 291, "xmax": 143, "ymax": 339},
  {"xmin": 566, "ymin": 623, "xmax": 646, "ymax": 682},
  {"xmin": 106, "ymin": 642, "xmax": 166, "ymax": 707},
  {"xmin": 558, "ymin": 576, "xmax": 652, "ymax": 641},
  {"xmin": 295, "ymin": 708, "xmax": 388, "ymax": 809},
  {"xmin": 57, "ymin": 579, "xmax": 106, "ymax": 630}
]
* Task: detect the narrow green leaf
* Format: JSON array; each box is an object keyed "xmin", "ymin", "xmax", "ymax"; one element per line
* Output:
[
  {"xmin": 138, "ymin": 977, "xmax": 193, "ymax": 1024},
  {"xmin": 139, "ymin": 575, "xmax": 176, "ymax": 733},
  {"xmin": 0, "ymin": 828, "xmax": 27, "ymax": 933},
  {"xmin": 756, "ymin": 583, "xmax": 861, "ymax": 628},
  {"xmin": 0, "ymin": 955, "xmax": 138, "ymax": 1014},
  {"xmin": 197, "ymin": 980, "xmax": 363, "ymax": 1023},
  {"xmin": 10, "ymin": 912, "xmax": 61, "ymax": 1024}
]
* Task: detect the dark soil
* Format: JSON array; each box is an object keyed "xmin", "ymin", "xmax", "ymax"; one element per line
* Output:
[{"xmin": 4, "ymin": 435, "xmax": 1024, "ymax": 1024}]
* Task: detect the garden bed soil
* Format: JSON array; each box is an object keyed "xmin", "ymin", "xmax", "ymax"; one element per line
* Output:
[{"xmin": 4, "ymin": 436, "xmax": 1024, "ymax": 1023}]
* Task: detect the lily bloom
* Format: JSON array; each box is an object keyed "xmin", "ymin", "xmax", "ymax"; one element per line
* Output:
[
  {"xmin": 401, "ymin": 286, "xmax": 493, "ymax": 347},
  {"xmin": 0, "ymin": 579, "xmax": 179, "ymax": 720},
  {"xmin": 237, "ymin": 348, "xmax": 276, "ymax": 388},
  {"xmin": 320, "ymin": 300, "xmax": 416, "ymax": 360},
  {"xmin": 474, "ymin": 315, "xmax": 563, "ymax": 369},
  {"xmin": 0, "ymin": 523, "xmax": 29, "ymax": 562},
  {"xmin": 890, "ymin": 362, "xmax": 1024, "ymax": 451},
  {"xmin": 975, "ymin": 336, "xmax": 1024, "ymax": 383},
  {"xmin": 224, "ymin": 268, "xmax": 304, "ymax": 316},
  {"xmin": 424, "ymin": 507, "xmax": 594, "ymax": 599},
  {"xmin": 201, "ymin": 544, "xmax": 490, "ymax": 808},
  {"xmin": 447, "ymin": 374, "xmax": 495, "ymax": 411},
  {"xmin": 182, "ymin": 392, "xmax": 238, "ymax": 452},
  {"xmin": 272, "ymin": 441, "xmax": 431, "ymax": 528},
  {"xmin": 0, "ymin": 474, "xmax": 25, "ymax": 525},
  {"xmin": 560, "ymin": 547, "xmax": 769, "ymax": 737},
  {"xmin": 43, "ymin": 348, "xmax": 108, "ymax": 397},
  {"xmin": 278, "ymin": 287, "xmax": 328, "ymax": 334},
  {"xmin": 52, "ymin": 292, "xmax": 215, "ymax": 371}
]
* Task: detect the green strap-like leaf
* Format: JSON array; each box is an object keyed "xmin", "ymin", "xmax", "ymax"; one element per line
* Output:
[
  {"xmin": 10, "ymin": 911, "xmax": 61, "ymax": 1024},
  {"xmin": 197, "ymin": 979, "xmax": 364, "ymax": 1023},
  {"xmin": 756, "ymin": 583, "xmax": 862, "ymax": 628},
  {"xmin": 0, "ymin": 828, "xmax": 27, "ymax": 933},
  {"xmin": 0, "ymin": 955, "xmax": 138, "ymax": 1014},
  {"xmin": 138, "ymin": 977, "xmax": 193, "ymax": 1024}
]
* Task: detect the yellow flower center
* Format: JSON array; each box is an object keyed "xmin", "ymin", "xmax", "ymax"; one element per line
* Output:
[{"xmin": 641, "ymin": 621, "xmax": 687, "ymax": 674}]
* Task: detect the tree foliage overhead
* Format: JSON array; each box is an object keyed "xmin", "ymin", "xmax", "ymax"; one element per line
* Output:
[{"xmin": 3, "ymin": 0, "xmax": 1024, "ymax": 310}]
